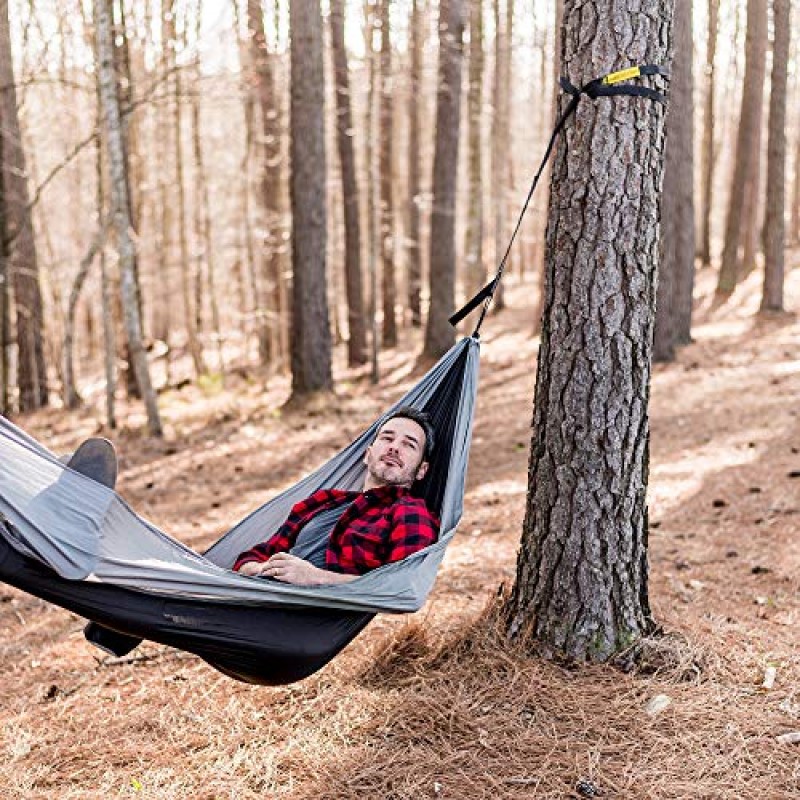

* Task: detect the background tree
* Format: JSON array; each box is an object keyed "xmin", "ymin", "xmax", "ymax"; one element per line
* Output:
[
  {"xmin": 288, "ymin": 0, "xmax": 332, "ymax": 399},
  {"xmin": 654, "ymin": 0, "xmax": 694, "ymax": 362},
  {"xmin": 406, "ymin": 0, "xmax": 423, "ymax": 328},
  {"xmin": 464, "ymin": 0, "xmax": 484, "ymax": 304},
  {"xmin": 379, "ymin": 0, "xmax": 397, "ymax": 347},
  {"xmin": 504, "ymin": 0, "xmax": 673, "ymax": 661},
  {"xmin": 330, "ymin": 0, "xmax": 367, "ymax": 366},
  {"xmin": 248, "ymin": 0, "xmax": 287, "ymax": 367},
  {"xmin": 717, "ymin": 0, "xmax": 767, "ymax": 295},
  {"xmin": 761, "ymin": 0, "xmax": 790, "ymax": 313},
  {"xmin": 94, "ymin": 0, "xmax": 162, "ymax": 436},
  {"xmin": 422, "ymin": 0, "xmax": 464, "ymax": 360},
  {"xmin": 0, "ymin": 0, "xmax": 48, "ymax": 411},
  {"xmin": 699, "ymin": 0, "xmax": 719, "ymax": 268}
]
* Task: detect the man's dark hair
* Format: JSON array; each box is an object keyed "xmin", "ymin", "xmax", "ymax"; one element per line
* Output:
[{"xmin": 381, "ymin": 406, "xmax": 435, "ymax": 462}]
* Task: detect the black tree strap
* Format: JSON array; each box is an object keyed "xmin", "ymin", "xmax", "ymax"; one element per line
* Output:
[{"xmin": 449, "ymin": 64, "xmax": 669, "ymax": 336}]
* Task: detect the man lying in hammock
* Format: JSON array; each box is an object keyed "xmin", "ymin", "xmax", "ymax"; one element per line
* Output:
[{"xmin": 232, "ymin": 407, "xmax": 439, "ymax": 586}]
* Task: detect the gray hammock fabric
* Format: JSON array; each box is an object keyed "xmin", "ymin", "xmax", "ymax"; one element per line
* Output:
[{"xmin": 0, "ymin": 336, "xmax": 479, "ymax": 615}]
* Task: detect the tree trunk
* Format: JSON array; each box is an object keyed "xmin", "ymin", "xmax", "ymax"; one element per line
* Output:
[
  {"xmin": 97, "ymin": 131, "xmax": 116, "ymax": 430},
  {"xmin": 95, "ymin": 0, "xmax": 162, "ymax": 436},
  {"xmin": 63, "ymin": 224, "xmax": 109, "ymax": 408},
  {"xmin": 330, "ymin": 0, "xmax": 367, "ymax": 366},
  {"xmin": 191, "ymin": 0, "xmax": 224, "ymax": 373},
  {"xmin": 406, "ymin": 0, "xmax": 423, "ymax": 328},
  {"xmin": 504, "ymin": 0, "xmax": 673, "ymax": 662},
  {"xmin": 422, "ymin": 0, "xmax": 464, "ymax": 360},
  {"xmin": 490, "ymin": 0, "xmax": 507, "ymax": 312},
  {"xmin": 698, "ymin": 0, "xmax": 719, "ymax": 267},
  {"xmin": 172, "ymin": 14, "xmax": 206, "ymax": 378},
  {"xmin": 0, "ymin": 0, "xmax": 48, "ymax": 411},
  {"xmin": 654, "ymin": 0, "xmax": 694, "ymax": 361},
  {"xmin": 0, "ymin": 120, "xmax": 8, "ymax": 415},
  {"xmin": 365, "ymin": 0, "xmax": 380, "ymax": 381},
  {"xmin": 248, "ymin": 0, "xmax": 287, "ymax": 368},
  {"xmin": 288, "ymin": 0, "xmax": 332, "ymax": 398},
  {"xmin": 717, "ymin": 0, "xmax": 767, "ymax": 295},
  {"xmin": 378, "ymin": 0, "xmax": 397, "ymax": 347},
  {"xmin": 533, "ymin": 0, "xmax": 564, "ymax": 335},
  {"xmin": 464, "ymin": 0, "xmax": 484, "ymax": 305},
  {"xmin": 761, "ymin": 0, "xmax": 789, "ymax": 312}
]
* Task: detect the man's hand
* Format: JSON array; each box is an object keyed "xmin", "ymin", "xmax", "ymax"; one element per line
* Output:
[{"xmin": 237, "ymin": 553, "xmax": 357, "ymax": 586}]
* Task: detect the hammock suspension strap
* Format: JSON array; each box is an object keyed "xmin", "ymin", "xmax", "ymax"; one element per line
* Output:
[{"xmin": 449, "ymin": 64, "xmax": 669, "ymax": 337}]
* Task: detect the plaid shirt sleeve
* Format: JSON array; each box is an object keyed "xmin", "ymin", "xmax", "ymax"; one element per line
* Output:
[
  {"xmin": 384, "ymin": 498, "xmax": 439, "ymax": 564},
  {"xmin": 232, "ymin": 489, "xmax": 344, "ymax": 571}
]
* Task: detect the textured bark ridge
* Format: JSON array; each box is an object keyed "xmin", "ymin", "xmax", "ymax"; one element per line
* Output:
[
  {"xmin": 506, "ymin": 0, "xmax": 673, "ymax": 662},
  {"xmin": 288, "ymin": 0, "xmax": 332, "ymax": 397}
]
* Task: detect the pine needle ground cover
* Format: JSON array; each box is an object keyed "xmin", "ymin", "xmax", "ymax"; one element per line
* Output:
[{"xmin": 1, "ymin": 268, "xmax": 799, "ymax": 799}]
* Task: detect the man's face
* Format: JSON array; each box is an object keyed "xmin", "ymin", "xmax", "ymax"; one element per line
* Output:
[{"xmin": 364, "ymin": 417, "xmax": 429, "ymax": 489}]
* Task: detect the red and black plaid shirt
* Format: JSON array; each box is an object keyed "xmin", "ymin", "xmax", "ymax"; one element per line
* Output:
[{"xmin": 232, "ymin": 486, "xmax": 440, "ymax": 575}]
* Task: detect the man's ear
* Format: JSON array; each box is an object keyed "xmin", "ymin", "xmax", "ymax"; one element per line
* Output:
[
  {"xmin": 415, "ymin": 460, "xmax": 429, "ymax": 481},
  {"xmin": 363, "ymin": 444, "xmax": 372, "ymax": 466}
]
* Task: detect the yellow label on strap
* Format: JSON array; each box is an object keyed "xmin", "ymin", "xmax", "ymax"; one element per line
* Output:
[{"xmin": 602, "ymin": 66, "xmax": 641, "ymax": 85}]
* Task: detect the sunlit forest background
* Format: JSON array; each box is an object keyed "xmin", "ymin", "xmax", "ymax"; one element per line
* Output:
[{"xmin": 0, "ymin": 0, "xmax": 798, "ymax": 428}]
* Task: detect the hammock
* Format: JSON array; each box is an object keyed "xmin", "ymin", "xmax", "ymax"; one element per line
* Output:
[{"xmin": 0, "ymin": 336, "xmax": 479, "ymax": 684}]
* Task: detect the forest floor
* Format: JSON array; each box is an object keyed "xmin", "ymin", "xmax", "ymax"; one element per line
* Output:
[{"xmin": 1, "ymin": 262, "xmax": 800, "ymax": 799}]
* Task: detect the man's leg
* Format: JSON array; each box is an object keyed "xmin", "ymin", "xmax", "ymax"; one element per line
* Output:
[{"xmin": 65, "ymin": 439, "xmax": 143, "ymax": 658}]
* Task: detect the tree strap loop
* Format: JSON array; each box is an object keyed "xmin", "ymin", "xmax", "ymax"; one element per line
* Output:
[{"xmin": 450, "ymin": 64, "xmax": 669, "ymax": 337}]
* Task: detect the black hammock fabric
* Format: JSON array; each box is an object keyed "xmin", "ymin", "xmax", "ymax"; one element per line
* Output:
[{"xmin": 0, "ymin": 337, "xmax": 479, "ymax": 684}]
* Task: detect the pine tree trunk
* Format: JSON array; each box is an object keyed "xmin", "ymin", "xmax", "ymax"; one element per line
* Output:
[
  {"xmin": 97, "ymin": 135, "xmax": 116, "ymax": 429},
  {"xmin": 365, "ymin": 0, "xmax": 380, "ymax": 381},
  {"xmin": 0, "ymin": 123, "xmax": 8, "ymax": 415},
  {"xmin": 717, "ymin": 0, "xmax": 767, "ymax": 295},
  {"xmin": 248, "ymin": 0, "xmax": 287, "ymax": 368},
  {"xmin": 172, "ymin": 18, "xmax": 206, "ymax": 377},
  {"xmin": 406, "ymin": 0, "xmax": 423, "ymax": 328},
  {"xmin": 0, "ymin": 0, "xmax": 48, "ymax": 411},
  {"xmin": 504, "ymin": 0, "xmax": 673, "ymax": 662},
  {"xmin": 95, "ymin": 0, "xmax": 162, "ymax": 436},
  {"xmin": 64, "ymin": 225, "xmax": 108, "ymax": 408},
  {"xmin": 288, "ymin": 0, "xmax": 332, "ymax": 398},
  {"xmin": 330, "ymin": 0, "xmax": 367, "ymax": 366},
  {"xmin": 761, "ymin": 0, "xmax": 789, "ymax": 312},
  {"xmin": 490, "ymin": 0, "xmax": 506, "ymax": 312},
  {"xmin": 422, "ymin": 0, "xmax": 464, "ymax": 360},
  {"xmin": 698, "ymin": 0, "xmax": 719, "ymax": 267},
  {"xmin": 191, "ymin": 1, "xmax": 224, "ymax": 373},
  {"xmin": 379, "ymin": 0, "xmax": 397, "ymax": 347},
  {"xmin": 654, "ymin": 0, "xmax": 694, "ymax": 361},
  {"xmin": 464, "ymin": 0, "xmax": 484, "ymax": 305}
]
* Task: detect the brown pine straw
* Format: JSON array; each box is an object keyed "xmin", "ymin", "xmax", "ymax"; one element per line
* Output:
[{"xmin": 1, "ymin": 271, "xmax": 799, "ymax": 798}]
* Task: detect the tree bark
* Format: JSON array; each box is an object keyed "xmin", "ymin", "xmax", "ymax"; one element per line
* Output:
[
  {"xmin": 490, "ymin": 0, "xmax": 507, "ymax": 312},
  {"xmin": 330, "ymin": 0, "xmax": 367, "ymax": 366},
  {"xmin": 288, "ymin": 0, "xmax": 332, "ymax": 398},
  {"xmin": 717, "ymin": 0, "xmax": 767, "ymax": 295},
  {"xmin": 504, "ymin": 0, "xmax": 673, "ymax": 662},
  {"xmin": 0, "ymin": 0, "xmax": 48, "ymax": 411},
  {"xmin": 0, "ymin": 118, "xmax": 8, "ymax": 415},
  {"xmin": 654, "ymin": 0, "xmax": 694, "ymax": 361},
  {"xmin": 63, "ymin": 223, "xmax": 109, "ymax": 408},
  {"xmin": 406, "ymin": 0, "xmax": 423, "ymax": 328},
  {"xmin": 248, "ymin": 0, "xmax": 287, "ymax": 367},
  {"xmin": 464, "ymin": 0, "xmax": 484, "ymax": 305},
  {"xmin": 95, "ymin": 0, "xmax": 162, "ymax": 436},
  {"xmin": 365, "ymin": 0, "xmax": 380, "ymax": 381},
  {"xmin": 698, "ymin": 0, "xmax": 719, "ymax": 268},
  {"xmin": 761, "ymin": 0, "xmax": 789, "ymax": 312},
  {"xmin": 379, "ymin": 0, "xmax": 397, "ymax": 347},
  {"xmin": 422, "ymin": 0, "xmax": 464, "ymax": 360},
  {"xmin": 171, "ymin": 9, "xmax": 206, "ymax": 377}
]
